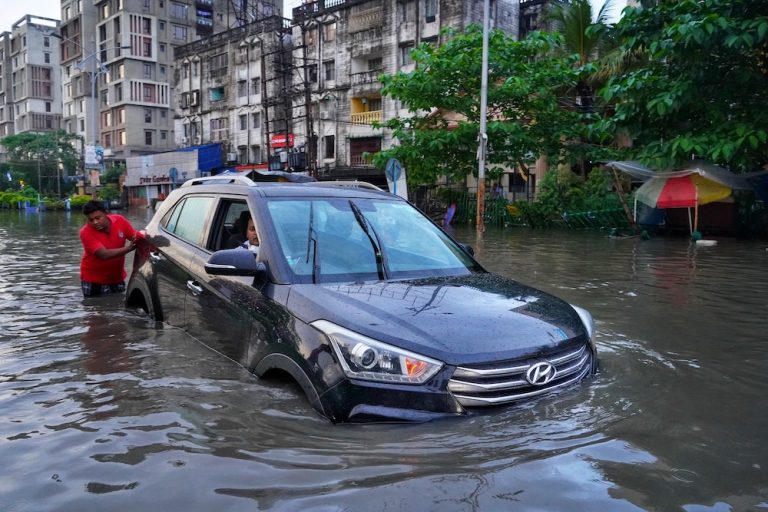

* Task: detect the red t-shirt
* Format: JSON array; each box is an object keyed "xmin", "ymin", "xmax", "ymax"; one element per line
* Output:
[{"xmin": 79, "ymin": 214, "xmax": 136, "ymax": 284}]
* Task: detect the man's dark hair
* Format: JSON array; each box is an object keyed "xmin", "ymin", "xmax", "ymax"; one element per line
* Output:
[{"xmin": 83, "ymin": 200, "xmax": 108, "ymax": 216}]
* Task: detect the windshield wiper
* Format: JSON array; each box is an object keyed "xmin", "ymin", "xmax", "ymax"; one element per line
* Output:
[
  {"xmin": 349, "ymin": 200, "xmax": 388, "ymax": 280},
  {"xmin": 305, "ymin": 201, "xmax": 321, "ymax": 283}
]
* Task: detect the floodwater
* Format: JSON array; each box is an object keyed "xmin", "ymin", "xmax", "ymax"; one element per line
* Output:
[{"xmin": 1, "ymin": 207, "xmax": 767, "ymax": 512}]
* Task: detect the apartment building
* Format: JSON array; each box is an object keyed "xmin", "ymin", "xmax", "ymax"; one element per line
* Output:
[
  {"xmin": 0, "ymin": 16, "xmax": 62, "ymax": 140},
  {"xmin": 289, "ymin": 0, "xmax": 520, "ymax": 178},
  {"xmin": 59, "ymin": 0, "xmax": 280, "ymax": 162},
  {"xmin": 173, "ymin": 15, "xmax": 292, "ymax": 166}
]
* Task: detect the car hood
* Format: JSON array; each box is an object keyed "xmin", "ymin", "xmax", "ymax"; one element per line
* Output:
[{"xmin": 286, "ymin": 273, "xmax": 588, "ymax": 365}]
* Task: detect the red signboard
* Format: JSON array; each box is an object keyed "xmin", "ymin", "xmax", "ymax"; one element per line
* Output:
[{"xmin": 271, "ymin": 133, "xmax": 294, "ymax": 148}]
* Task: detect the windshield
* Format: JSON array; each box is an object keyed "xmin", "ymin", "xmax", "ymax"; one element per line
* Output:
[{"xmin": 267, "ymin": 197, "xmax": 480, "ymax": 282}]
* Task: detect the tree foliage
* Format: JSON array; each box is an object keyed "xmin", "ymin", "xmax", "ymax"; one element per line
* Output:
[
  {"xmin": 374, "ymin": 27, "xmax": 590, "ymax": 185},
  {"xmin": 599, "ymin": 0, "xmax": 768, "ymax": 171},
  {"xmin": 0, "ymin": 130, "xmax": 81, "ymax": 195}
]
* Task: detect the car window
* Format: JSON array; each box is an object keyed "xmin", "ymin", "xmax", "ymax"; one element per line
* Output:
[
  {"xmin": 209, "ymin": 199, "xmax": 250, "ymax": 251},
  {"xmin": 163, "ymin": 196, "xmax": 215, "ymax": 246},
  {"xmin": 267, "ymin": 197, "xmax": 478, "ymax": 281}
]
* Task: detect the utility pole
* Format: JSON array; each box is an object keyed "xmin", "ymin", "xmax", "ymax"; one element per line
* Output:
[{"xmin": 476, "ymin": 0, "xmax": 490, "ymax": 232}]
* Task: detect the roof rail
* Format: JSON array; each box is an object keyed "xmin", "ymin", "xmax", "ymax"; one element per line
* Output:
[
  {"xmin": 180, "ymin": 175, "xmax": 256, "ymax": 188},
  {"xmin": 311, "ymin": 180, "xmax": 384, "ymax": 191}
]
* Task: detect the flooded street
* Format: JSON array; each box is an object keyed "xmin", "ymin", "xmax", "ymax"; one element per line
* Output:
[{"xmin": 1, "ymin": 207, "xmax": 767, "ymax": 512}]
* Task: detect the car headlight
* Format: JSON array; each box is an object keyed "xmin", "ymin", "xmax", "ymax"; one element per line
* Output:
[{"xmin": 311, "ymin": 320, "xmax": 443, "ymax": 385}]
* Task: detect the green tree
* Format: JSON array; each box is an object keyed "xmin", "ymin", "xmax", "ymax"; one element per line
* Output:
[
  {"xmin": 0, "ymin": 130, "xmax": 81, "ymax": 197},
  {"xmin": 545, "ymin": 0, "xmax": 621, "ymax": 171},
  {"xmin": 599, "ymin": 0, "xmax": 768, "ymax": 171},
  {"xmin": 374, "ymin": 27, "xmax": 588, "ymax": 185}
]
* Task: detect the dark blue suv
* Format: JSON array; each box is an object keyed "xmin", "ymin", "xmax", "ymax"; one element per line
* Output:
[{"xmin": 126, "ymin": 176, "xmax": 596, "ymax": 422}]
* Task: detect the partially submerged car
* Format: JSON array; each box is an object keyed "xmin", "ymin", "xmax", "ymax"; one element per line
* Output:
[{"xmin": 126, "ymin": 175, "xmax": 596, "ymax": 422}]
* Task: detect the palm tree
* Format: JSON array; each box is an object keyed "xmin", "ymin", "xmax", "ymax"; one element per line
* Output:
[{"xmin": 545, "ymin": 0, "xmax": 618, "ymax": 112}]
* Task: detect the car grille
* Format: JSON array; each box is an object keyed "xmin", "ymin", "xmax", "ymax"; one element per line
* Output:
[{"xmin": 447, "ymin": 343, "xmax": 593, "ymax": 407}]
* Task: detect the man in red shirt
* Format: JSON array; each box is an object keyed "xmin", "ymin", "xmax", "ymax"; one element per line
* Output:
[{"xmin": 79, "ymin": 200, "xmax": 138, "ymax": 297}]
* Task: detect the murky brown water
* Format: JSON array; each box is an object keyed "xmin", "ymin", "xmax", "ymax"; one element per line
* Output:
[{"xmin": 1, "ymin": 208, "xmax": 767, "ymax": 512}]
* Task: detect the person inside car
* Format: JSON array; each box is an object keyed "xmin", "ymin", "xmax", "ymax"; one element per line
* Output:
[{"xmin": 240, "ymin": 213, "xmax": 260, "ymax": 254}]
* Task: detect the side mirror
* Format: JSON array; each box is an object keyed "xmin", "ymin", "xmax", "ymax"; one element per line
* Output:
[
  {"xmin": 460, "ymin": 243, "xmax": 475, "ymax": 256},
  {"xmin": 205, "ymin": 248, "xmax": 266, "ymax": 277}
]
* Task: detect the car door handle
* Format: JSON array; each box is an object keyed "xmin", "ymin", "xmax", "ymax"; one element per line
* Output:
[
  {"xmin": 186, "ymin": 280, "xmax": 204, "ymax": 296},
  {"xmin": 149, "ymin": 251, "xmax": 163, "ymax": 263}
]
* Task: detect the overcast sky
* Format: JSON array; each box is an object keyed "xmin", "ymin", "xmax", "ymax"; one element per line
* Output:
[{"xmin": 3, "ymin": 0, "xmax": 626, "ymax": 35}]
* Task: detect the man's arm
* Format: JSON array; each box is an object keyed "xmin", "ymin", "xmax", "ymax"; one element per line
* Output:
[{"xmin": 93, "ymin": 240, "xmax": 136, "ymax": 260}]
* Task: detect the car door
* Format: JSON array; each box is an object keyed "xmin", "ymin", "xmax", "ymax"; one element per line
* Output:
[
  {"xmin": 183, "ymin": 198, "xmax": 256, "ymax": 365},
  {"xmin": 152, "ymin": 195, "xmax": 215, "ymax": 327}
]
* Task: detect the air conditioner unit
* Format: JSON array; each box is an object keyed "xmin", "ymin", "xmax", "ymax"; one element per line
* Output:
[
  {"xmin": 226, "ymin": 152, "xmax": 238, "ymax": 162},
  {"xmin": 319, "ymin": 111, "xmax": 330, "ymax": 120}
]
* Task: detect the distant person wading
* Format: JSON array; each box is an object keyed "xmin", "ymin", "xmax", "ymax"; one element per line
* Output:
[{"xmin": 79, "ymin": 200, "xmax": 139, "ymax": 298}]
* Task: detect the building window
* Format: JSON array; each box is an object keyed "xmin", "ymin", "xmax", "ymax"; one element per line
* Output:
[
  {"xmin": 400, "ymin": 44, "xmax": 414, "ymax": 66},
  {"xmin": 324, "ymin": 135, "xmax": 335, "ymax": 159},
  {"xmin": 210, "ymin": 118, "xmax": 228, "ymax": 141},
  {"xmin": 239, "ymin": 114, "xmax": 247, "ymax": 130},
  {"xmin": 209, "ymin": 53, "xmax": 227, "ymax": 78},
  {"xmin": 44, "ymin": 53, "xmax": 51, "ymax": 64},
  {"xmin": 182, "ymin": 62, "xmax": 189, "ymax": 78},
  {"xmin": 45, "ymin": 102, "xmax": 51, "ymax": 112},
  {"xmin": 170, "ymin": 2, "xmax": 187, "ymax": 18},
  {"xmin": 251, "ymin": 145, "xmax": 261, "ymax": 163},
  {"xmin": 209, "ymin": 86, "xmax": 225, "ymax": 102},
  {"xmin": 145, "ymin": 108, "xmax": 152, "ymax": 123},
  {"xmin": 115, "ymin": 84, "xmax": 123, "ymax": 101},
  {"xmin": 251, "ymin": 78, "xmax": 259, "ymax": 95},
  {"xmin": 119, "ymin": 130, "xmax": 126, "ymax": 145},
  {"xmin": 368, "ymin": 57, "xmax": 383, "ymax": 71},
  {"xmin": 252, "ymin": 112, "xmax": 260, "ymax": 129},
  {"xmin": 237, "ymin": 80, "xmax": 247, "ymax": 97},
  {"xmin": 172, "ymin": 24, "xmax": 187, "ymax": 40},
  {"xmin": 308, "ymin": 64, "xmax": 317, "ymax": 83},
  {"xmin": 145, "ymin": 130, "xmax": 153, "ymax": 145},
  {"xmin": 238, "ymin": 146, "xmax": 247, "ymax": 164},
  {"xmin": 43, "ymin": 37, "xmax": 50, "ymax": 48},
  {"xmin": 159, "ymin": 43, "xmax": 166, "ymax": 53},
  {"xmin": 424, "ymin": 0, "xmax": 437, "ymax": 22},
  {"xmin": 144, "ymin": 63, "xmax": 152, "ymax": 78},
  {"xmin": 323, "ymin": 60, "xmax": 335, "ymax": 81},
  {"xmin": 323, "ymin": 22, "xmax": 336, "ymax": 42},
  {"xmin": 160, "ymin": 130, "xmax": 167, "ymax": 140}
]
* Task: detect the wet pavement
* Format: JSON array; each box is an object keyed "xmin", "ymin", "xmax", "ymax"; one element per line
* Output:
[{"xmin": 1, "ymin": 208, "xmax": 766, "ymax": 511}]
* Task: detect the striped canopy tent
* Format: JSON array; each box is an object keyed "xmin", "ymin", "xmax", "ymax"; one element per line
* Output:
[{"xmin": 607, "ymin": 161, "xmax": 751, "ymax": 234}]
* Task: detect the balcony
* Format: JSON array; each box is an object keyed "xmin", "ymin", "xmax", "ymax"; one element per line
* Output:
[
  {"xmin": 348, "ymin": 7, "xmax": 383, "ymax": 34},
  {"xmin": 350, "ymin": 110, "xmax": 381, "ymax": 125},
  {"xmin": 351, "ymin": 70, "xmax": 382, "ymax": 86}
]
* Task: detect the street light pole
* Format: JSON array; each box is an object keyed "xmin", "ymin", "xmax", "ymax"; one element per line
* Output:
[{"xmin": 476, "ymin": 0, "xmax": 490, "ymax": 232}]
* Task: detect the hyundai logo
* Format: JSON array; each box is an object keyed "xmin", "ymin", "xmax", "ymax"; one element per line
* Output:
[{"xmin": 525, "ymin": 361, "xmax": 556, "ymax": 386}]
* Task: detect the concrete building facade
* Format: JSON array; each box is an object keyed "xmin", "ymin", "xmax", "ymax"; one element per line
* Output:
[
  {"xmin": 289, "ymin": 0, "xmax": 520, "ymax": 180},
  {"xmin": 58, "ymin": 0, "xmax": 281, "ymax": 162},
  {"xmin": 172, "ymin": 15, "xmax": 292, "ymax": 167},
  {"xmin": 0, "ymin": 16, "xmax": 63, "ymax": 139}
]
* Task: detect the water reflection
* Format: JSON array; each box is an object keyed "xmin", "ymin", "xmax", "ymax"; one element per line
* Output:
[{"xmin": 1, "ymin": 211, "xmax": 766, "ymax": 511}]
